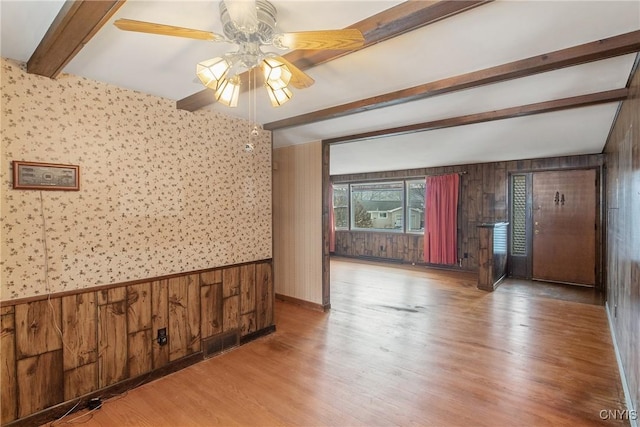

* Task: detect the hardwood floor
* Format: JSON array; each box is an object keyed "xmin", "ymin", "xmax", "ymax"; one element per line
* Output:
[{"xmin": 54, "ymin": 259, "xmax": 626, "ymax": 426}]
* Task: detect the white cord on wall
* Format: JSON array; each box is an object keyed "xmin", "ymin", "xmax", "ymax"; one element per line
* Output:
[{"xmin": 39, "ymin": 191, "xmax": 79, "ymax": 364}]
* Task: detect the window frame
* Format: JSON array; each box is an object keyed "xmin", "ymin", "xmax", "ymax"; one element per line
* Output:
[
  {"xmin": 332, "ymin": 183, "xmax": 350, "ymax": 231},
  {"xmin": 332, "ymin": 178, "xmax": 426, "ymax": 235},
  {"xmin": 405, "ymin": 179, "xmax": 426, "ymax": 234}
]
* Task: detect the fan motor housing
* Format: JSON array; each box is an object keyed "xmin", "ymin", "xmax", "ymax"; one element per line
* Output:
[{"xmin": 220, "ymin": 0, "xmax": 277, "ymax": 43}]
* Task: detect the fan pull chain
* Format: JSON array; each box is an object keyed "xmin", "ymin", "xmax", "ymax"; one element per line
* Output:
[{"xmin": 245, "ymin": 67, "xmax": 258, "ymax": 152}]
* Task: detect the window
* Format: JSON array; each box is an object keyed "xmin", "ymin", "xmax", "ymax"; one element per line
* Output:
[
  {"xmin": 350, "ymin": 181, "xmax": 404, "ymax": 231},
  {"xmin": 406, "ymin": 179, "xmax": 425, "ymax": 233},
  {"xmin": 332, "ymin": 184, "xmax": 349, "ymax": 230},
  {"xmin": 333, "ymin": 179, "xmax": 428, "ymax": 234}
]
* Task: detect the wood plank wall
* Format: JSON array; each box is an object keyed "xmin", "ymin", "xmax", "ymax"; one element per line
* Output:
[
  {"xmin": 0, "ymin": 260, "xmax": 273, "ymax": 425},
  {"xmin": 273, "ymin": 142, "xmax": 323, "ymax": 306},
  {"xmin": 332, "ymin": 155, "xmax": 603, "ymax": 271},
  {"xmin": 603, "ymin": 63, "xmax": 639, "ymax": 419}
]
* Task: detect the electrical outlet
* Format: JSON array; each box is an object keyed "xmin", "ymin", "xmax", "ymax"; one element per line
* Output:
[{"xmin": 157, "ymin": 328, "xmax": 168, "ymax": 346}]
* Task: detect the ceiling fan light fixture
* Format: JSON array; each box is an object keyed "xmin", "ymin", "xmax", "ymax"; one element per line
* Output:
[
  {"xmin": 196, "ymin": 57, "xmax": 231, "ymax": 90},
  {"xmin": 262, "ymin": 58, "xmax": 292, "ymax": 90},
  {"xmin": 215, "ymin": 76, "xmax": 241, "ymax": 107},
  {"xmin": 266, "ymin": 85, "xmax": 292, "ymax": 107}
]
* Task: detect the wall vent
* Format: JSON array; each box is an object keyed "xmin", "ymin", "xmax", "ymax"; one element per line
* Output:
[{"xmin": 202, "ymin": 330, "xmax": 240, "ymax": 359}]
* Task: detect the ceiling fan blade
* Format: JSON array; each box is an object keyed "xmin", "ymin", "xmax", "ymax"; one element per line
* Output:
[
  {"xmin": 273, "ymin": 29, "xmax": 365, "ymax": 50},
  {"xmin": 273, "ymin": 56, "xmax": 315, "ymax": 89},
  {"xmin": 223, "ymin": 0, "xmax": 258, "ymax": 33},
  {"xmin": 113, "ymin": 18, "xmax": 224, "ymax": 42}
]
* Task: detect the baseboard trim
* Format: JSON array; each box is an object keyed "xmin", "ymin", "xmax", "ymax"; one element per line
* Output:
[
  {"xmin": 606, "ymin": 302, "xmax": 638, "ymax": 427},
  {"xmin": 6, "ymin": 325, "xmax": 277, "ymax": 427},
  {"xmin": 275, "ymin": 293, "xmax": 328, "ymax": 312},
  {"xmin": 5, "ymin": 351, "xmax": 204, "ymax": 427},
  {"xmin": 240, "ymin": 324, "xmax": 277, "ymax": 344}
]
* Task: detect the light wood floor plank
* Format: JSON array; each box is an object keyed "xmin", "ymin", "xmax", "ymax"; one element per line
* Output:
[{"xmin": 58, "ymin": 259, "xmax": 626, "ymax": 426}]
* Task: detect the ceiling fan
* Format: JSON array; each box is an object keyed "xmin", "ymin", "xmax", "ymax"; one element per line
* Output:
[{"xmin": 114, "ymin": 0, "xmax": 365, "ymax": 107}]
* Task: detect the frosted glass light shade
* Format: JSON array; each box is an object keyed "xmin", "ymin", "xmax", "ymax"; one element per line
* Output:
[
  {"xmin": 196, "ymin": 57, "xmax": 231, "ymax": 90},
  {"xmin": 262, "ymin": 58, "xmax": 292, "ymax": 91},
  {"xmin": 266, "ymin": 85, "xmax": 292, "ymax": 107},
  {"xmin": 215, "ymin": 77, "xmax": 240, "ymax": 107}
]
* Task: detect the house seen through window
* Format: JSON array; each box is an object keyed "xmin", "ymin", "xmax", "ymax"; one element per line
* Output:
[
  {"xmin": 332, "ymin": 179, "xmax": 426, "ymax": 234},
  {"xmin": 351, "ymin": 181, "xmax": 404, "ymax": 231}
]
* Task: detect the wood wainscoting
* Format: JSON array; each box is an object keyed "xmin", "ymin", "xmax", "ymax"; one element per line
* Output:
[
  {"xmin": 334, "ymin": 230, "xmax": 424, "ymax": 264},
  {"xmin": 0, "ymin": 260, "xmax": 274, "ymax": 426}
]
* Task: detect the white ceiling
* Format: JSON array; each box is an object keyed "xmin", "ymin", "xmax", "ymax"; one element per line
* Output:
[{"xmin": 1, "ymin": 0, "xmax": 639, "ymax": 175}]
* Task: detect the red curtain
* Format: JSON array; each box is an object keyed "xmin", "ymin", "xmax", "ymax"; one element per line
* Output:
[
  {"xmin": 329, "ymin": 184, "xmax": 336, "ymax": 253},
  {"xmin": 424, "ymin": 174, "xmax": 459, "ymax": 264}
]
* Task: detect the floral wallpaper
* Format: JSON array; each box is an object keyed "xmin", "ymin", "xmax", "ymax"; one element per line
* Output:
[{"xmin": 0, "ymin": 58, "xmax": 272, "ymax": 301}]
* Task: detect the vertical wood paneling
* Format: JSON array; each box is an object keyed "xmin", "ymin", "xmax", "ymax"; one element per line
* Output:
[
  {"xmin": 1, "ymin": 260, "xmax": 273, "ymax": 423},
  {"xmin": 221, "ymin": 265, "xmax": 241, "ymax": 333},
  {"xmin": 240, "ymin": 312, "xmax": 256, "ymax": 336},
  {"xmin": 200, "ymin": 270, "xmax": 222, "ymax": 286},
  {"xmin": 477, "ymin": 228, "xmax": 493, "ymax": 289},
  {"xmin": 97, "ymin": 287, "xmax": 127, "ymax": 305},
  {"xmin": 273, "ymin": 142, "xmax": 323, "ymax": 304},
  {"xmin": 222, "ymin": 295, "xmax": 239, "ymax": 332},
  {"xmin": 15, "ymin": 299, "xmax": 62, "ymax": 358},
  {"xmin": 151, "ymin": 279, "xmax": 169, "ymax": 369},
  {"xmin": 61, "ymin": 293, "xmax": 98, "ymax": 399},
  {"xmin": 604, "ymin": 65, "xmax": 639, "ymax": 418},
  {"xmin": 128, "ymin": 329, "xmax": 152, "ymax": 378},
  {"xmin": 98, "ymin": 300, "xmax": 127, "ymax": 387},
  {"xmin": 200, "ymin": 269, "xmax": 223, "ymax": 338},
  {"xmin": 64, "ymin": 362, "xmax": 97, "ymax": 401},
  {"xmin": 62, "ymin": 293, "xmax": 97, "ymax": 371},
  {"xmin": 127, "ymin": 282, "xmax": 152, "ymax": 333},
  {"xmin": 223, "ymin": 267, "xmax": 240, "ymax": 298},
  {"xmin": 168, "ymin": 275, "xmax": 200, "ymax": 361},
  {"xmin": 482, "ymin": 163, "xmax": 496, "ymax": 221},
  {"xmin": 16, "ymin": 350, "xmax": 64, "ymax": 418},
  {"xmin": 98, "ymin": 287, "xmax": 128, "ymax": 386},
  {"xmin": 240, "ymin": 264, "xmax": 256, "ymax": 315},
  {"xmin": 494, "ymin": 162, "xmax": 507, "ymax": 219},
  {"xmin": 1, "ymin": 306, "xmax": 17, "ymax": 423},
  {"xmin": 200, "ymin": 282, "xmax": 222, "ymax": 339},
  {"xmin": 127, "ymin": 282, "xmax": 152, "ymax": 377},
  {"xmin": 256, "ymin": 262, "xmax": 274, "ymax": 330},
  {"xmin": 186, "ymin": 275, "xmax": 200, "ymax": 353}
]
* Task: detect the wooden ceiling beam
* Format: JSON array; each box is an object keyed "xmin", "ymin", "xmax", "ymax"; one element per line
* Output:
[
  {"xmin": 264, "ymin": 30, "xmax": 640, "ymax": 131},
  {"xmin": 284, "ymin": 0, "xmax": 491, "ymax": 69},
  {"xmin": 176, "ymin": 0, "xmax": 491, "ymax": 112},
  {"xmin": 27, "ymin": 0, "xmax": 126, "ymax": 78},
  {"xmin": 324, "ymin": 88, "xmax": 629, "ymax": 144}
]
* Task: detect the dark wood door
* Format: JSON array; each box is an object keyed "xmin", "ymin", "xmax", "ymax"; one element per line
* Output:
[{"xmin": 532, "ymin": 169, "xmax": 596, "ymax": 285}]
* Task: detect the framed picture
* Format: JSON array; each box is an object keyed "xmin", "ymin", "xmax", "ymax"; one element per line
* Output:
[{"xmin": 12, "ymin": 161, "xmax": 80, "ymax": 191}]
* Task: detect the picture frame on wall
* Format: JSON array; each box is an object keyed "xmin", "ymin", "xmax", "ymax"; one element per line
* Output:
[{"xmin": 12, "ymin": 160, "xmax": 80, "ymax": 191}]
